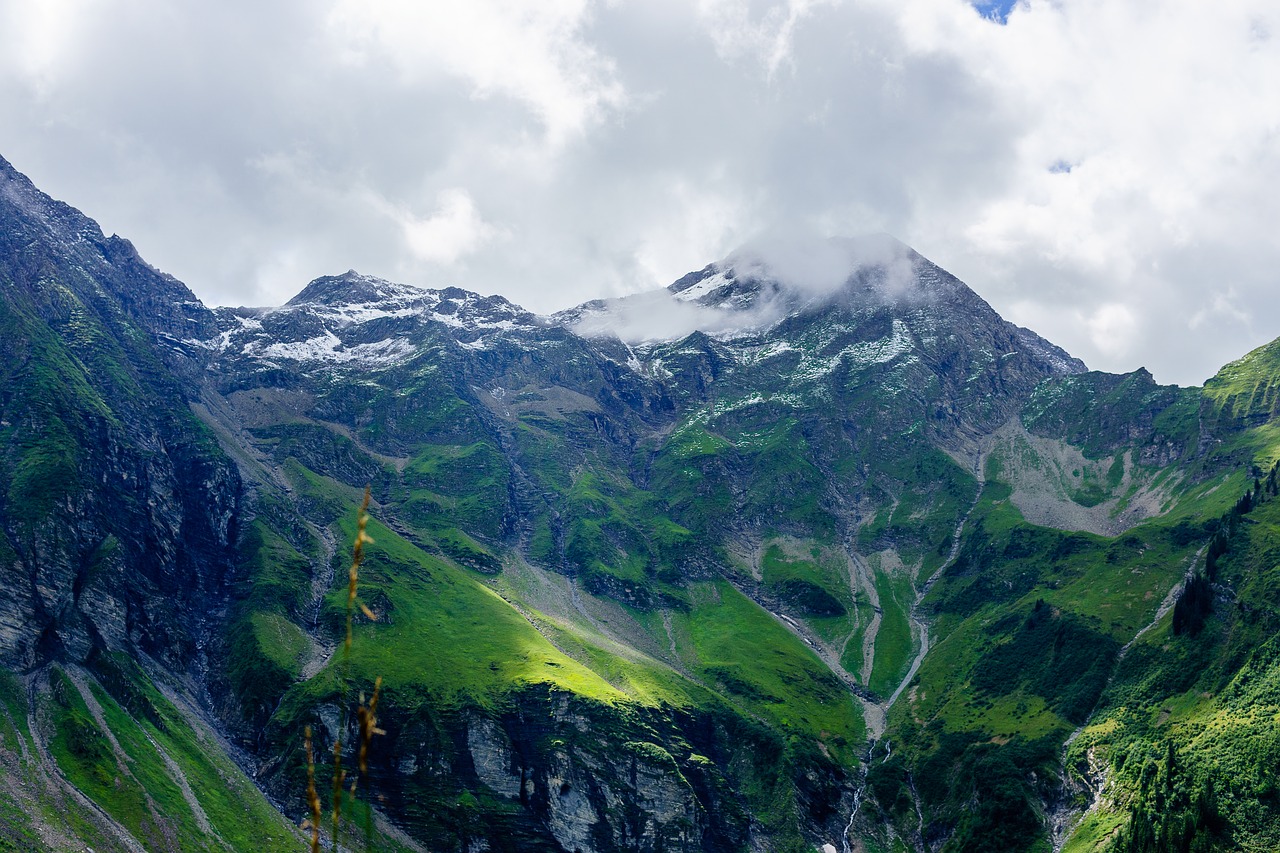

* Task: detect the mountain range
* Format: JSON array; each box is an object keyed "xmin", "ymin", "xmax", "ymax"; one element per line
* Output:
[{"xmin": 3, "ymin": 151, "xmax": 1280, "ymax": 853}]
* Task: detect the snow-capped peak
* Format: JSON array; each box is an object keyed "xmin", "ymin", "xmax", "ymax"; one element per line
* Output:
[
  {"xmin": 285, "ymin": 271, "xmax": 429, "ymax": 308},
  {"xmin": 200, "ymin": 272, "xmax": 545, "ymax": 367}
]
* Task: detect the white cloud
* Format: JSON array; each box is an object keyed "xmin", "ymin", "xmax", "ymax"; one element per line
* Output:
[
  {"xmin": 1085, "ymin": 303, "xmax": 1138, "ymax": 360},
  {"xmin": 325, "ymin": 0, "xmax": 626, "ymax": 146},
  {"xmin": 627, "ymin": 178, "xmax": 757, "ymax": 294},
  {"xmin": 1189, "ymin": 289, "xmax": 1250, "ymax": 332},
  {"xmin": 397, "ymin": 188, "xmax": 501, "ymax": 265},
  {"xmin": 895, "ymin": 0, "xmax": 1280, "ymax": 382},
  {"xmin": 0, "ymin": 0, "xmax": 89, "ymax": 94},
  {"xmin": 696, "ymin": 0, "xmax": 837, "ymax": 77},
  {"xmin": 0, "ymin": 0, "xmax": 1278, "ymax": 384}
]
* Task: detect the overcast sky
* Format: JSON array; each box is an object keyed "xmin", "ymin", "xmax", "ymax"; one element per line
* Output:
[{"xmin": 2, "ymin": 0, "xmax": 1278, "ymax": 386}]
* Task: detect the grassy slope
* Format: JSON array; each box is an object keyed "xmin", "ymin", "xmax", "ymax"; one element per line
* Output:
[
  {"xmin": 1065, "ymin": 465, "xmax": 1280, "ymax": 852},
  {"xmin": 275, "ymin": 465, "xmax": 863, "ymax": 742},
  {"xmin": 0, "ymin": 661, "xmax": 315, "ymax": 853},
  {"xmin": 1202, "ymin": 337, "xmax": 1280, "ymax": 428},
  {"xmin": 862, "ymin": 345, "xmax": 1280, "ymax": 853},
  {"xmin": 223, "ymin": 452, "xmax": 867, "ymax": 850},
  {"xmin": 869, "ymin": 448, "xmax": 1245, "ymax": 851}
]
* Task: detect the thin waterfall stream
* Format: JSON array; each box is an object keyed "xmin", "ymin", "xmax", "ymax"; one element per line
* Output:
[{"xmin": 836, "ymin": 457, "xmax": 985, "ymax": 851}]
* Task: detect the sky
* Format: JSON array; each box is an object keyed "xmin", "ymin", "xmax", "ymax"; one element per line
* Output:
[{"xmin": 1, "ymin": 0, "xmax": 1278, "ymax": 387}]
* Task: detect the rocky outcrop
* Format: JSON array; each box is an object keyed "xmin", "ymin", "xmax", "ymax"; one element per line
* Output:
[{"xmin": 347, "ymin": 690, "xmax": 758, "ymax": 853}]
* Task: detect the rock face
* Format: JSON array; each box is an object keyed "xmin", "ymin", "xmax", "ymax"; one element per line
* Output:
[
  {"xmin": 0, "ymin": 155, "xmax": 240, "ymax": 672},
  {"xmin": 460, "ymin": 700, "xmax": 713, "ymax": 852},
  {"xmin": 356, "ymin": 688, "xmax": 771, "ymax": 852}
]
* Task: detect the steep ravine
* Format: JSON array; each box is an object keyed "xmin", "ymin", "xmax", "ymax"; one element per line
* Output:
[
  {"xmin": 1048, "ymin": 545, "xmax": 1203, "ymax": 851},
  {"xmin": 828, "ymin": 455, "xmax": 986, "ymax": 853}
]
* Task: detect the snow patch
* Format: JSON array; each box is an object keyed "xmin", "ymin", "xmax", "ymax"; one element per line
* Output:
[
  {"xmin": 246, "ymin": 331, "xmax": 417, "ymax": 365},
  {"xmin": 671, "ymin": 269, "xmax": 734, "ymax": 303}
]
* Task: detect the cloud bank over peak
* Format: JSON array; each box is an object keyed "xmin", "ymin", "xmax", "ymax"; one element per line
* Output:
[
  {"xmin": 560, "ymin": 230, "xmax": 932, "ymax": 344},
  {"xmin": 721, "ymin": 232, "xmax": 920, "ymax": 299}
]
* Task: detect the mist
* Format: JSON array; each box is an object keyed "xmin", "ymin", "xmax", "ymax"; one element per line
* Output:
[{"xmin": 562, "ymin": 230, "xmax": 930, "ymax": 344}]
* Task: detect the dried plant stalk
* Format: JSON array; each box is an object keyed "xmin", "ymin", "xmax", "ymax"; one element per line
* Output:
[
  {"xmin": 305, "ymin": 726, "xmax": 321, "ymax": 853},
  {"xmin": 350, "ymin": 676, "xmax": 384, "ymax": 799},
  {"xmin": 345, "ymin": 487, "xmax": 374, "ymax": 657},
  {"xmin": 302, "ymin": 485, "xmax": 384, "ymax": 850},
  {"xmin": 332, "ymin": 737, "xmax": 346, "ymax": 850}
]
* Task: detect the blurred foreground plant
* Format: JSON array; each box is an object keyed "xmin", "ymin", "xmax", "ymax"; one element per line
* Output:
[{"xmin": 303, "ymin": 486, "xmax": 384, "ymax": 852}]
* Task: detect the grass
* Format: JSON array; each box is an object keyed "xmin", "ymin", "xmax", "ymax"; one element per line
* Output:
[
  {"xmin": 1203, "ymin": 335, "xmax": 1280, "ymax": 426},
  {"xmin": 1061, "ymin": 808, "xmax": 1127, "ymax": 853},
  {"xmin": 669, "ymin": 581, "xmax": 864, "ymax": 764},
  {"xmin": 27, "ymin": 661, "xmax": 309, "ymax": 852},
  {"xmin": 293, "ymin": 506, "xmax": 640, "ymax": 710},
  {"xmin": 0, "ymin": 792, "xmax": 41, "ymax": 853},
  {"xmin": 525, "ymin": 614, "xmax": 707, "ymax": 706},
  {"xmin": 1058, "ymin": 480, "xmax": 1280, "ymax": 851},
  {"xmin": 857, "ymin": 446, "xmax": 978, "ymax": 577},
  {"xmin": 250, "ymin": 612, "xmax": 310, "ymax": 676},
  {"xmin": 46, "ymin": 667, "xmax": 181, "ymax": 850},
  {"xmin": 0, "ymin": 669, "xmax": 29, "ymax": 752},
  {"xmin": 86, "ymin": 679, "xmax": 213, "ymax": 851},
  {"xmin": 868, "ymin": 571, "xmax": 914, "ymax": 696},
  {"xmin": 1020, "ymin": 370, "xmax": 1201, "ymax": 461},
  {"xmin": 94, "ymin": 657, "xmax": 307, "ymax": 852},
  {"xmin": 761, "ymin": 541, "xmax": 850, "ymax": 616},
  {"xmin": 237, "ymin": 519, "xmax": 313, "ymax": 616},
  {"xmin": 400, "ymin": 441, "xmax": 509, "ymax": 538}
]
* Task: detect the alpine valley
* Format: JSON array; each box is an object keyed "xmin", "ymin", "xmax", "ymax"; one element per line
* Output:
[{"xmin": 4, "ymin": 152, "xmax": 1280, "ymax": 853}]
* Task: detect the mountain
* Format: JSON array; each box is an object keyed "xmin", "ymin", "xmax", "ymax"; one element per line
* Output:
[
  {"xmin": 0, "ymin": 154, "xmax": 237, "ymax": 669},
  {"xmin": 3, "ymin": 154, "xmax": 1280, "ymax": 853}
]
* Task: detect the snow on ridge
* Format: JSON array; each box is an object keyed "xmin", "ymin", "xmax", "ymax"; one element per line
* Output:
[
  {"xmin": 246, "ymin": 331, "xmax": 418, "ymax": 365},
  {"xmin": 185, "ymin": 315, "xmax": 263, "ymax": 351},
  {"xmin": 671, "ymin": 269, "xmax": 734, "ymax": 303},
  {"xmin": 207, "ymin": 284, "xmax": 541, "ymax": 365},
  {"xmin": 842, "ymin": 318, "xmax": 914, "ymax": 366},
  {"xmin": 282, "ymin": 282, "xmax": 540, "ymax": 334},
  {"xmin": 309, "ymin": 301, "xmax": 426, "ymax": 325}
]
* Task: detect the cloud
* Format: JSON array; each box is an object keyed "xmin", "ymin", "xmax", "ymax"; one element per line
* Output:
[
  {"xmin": 1084, "ymin": 303, "xmax": 1138, "ymax": 361},
  {"xmin": 0, "ymin": 0, "xmax": 1278, "ymax": 384},
  {"xmin": 628, "ymin": 179, "xmax": 760, "ymax": 293},
  {"xmin": 726, "ymin": 231, "xmax": 921, "ymax": 299},
  {"xmin": 568, "ymin": 289, "xmax": 753, "ymax": 343},
  {"xmin": 565, "ymin": 229, "xmax": 927, "ymax": 344},
  {"xmin": 0, "ymin": 0, "xmax": 87, "ymax": 95},
  {"xmin": 396, "ymin": 188, "xmax": 501, "ymax": 265},
  {"xmin": 325, "ymin": 0, "xmax": 626, "ymax": 147},
  {"xmin": 1189, "ymin": 289, "xmax": 1251, "ymax": 332},
  {"xmin": 894, "ymin": 0, "xmax": 1280, "ymax": 383},
  {"xmin": 696, "ymin": 0, "xmax": 836, "ymax": 78}
]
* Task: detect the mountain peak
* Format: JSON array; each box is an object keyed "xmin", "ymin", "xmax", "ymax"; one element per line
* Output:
[
  {"xmin": 209, "ymin": 272, "xmax": 545, "ymax": 368},
  {"xmin": 564, "ymin": 233, "xmax": 1066, "ymax": 353},
  {"xmin": 1, "ymin": 153, "xmax": 214, "ymax": 343},
  {"xmin": 285, "ymin": 271, "xmax": 430, "ymax": 307},
  {"xmin": 668, "ymin": 233, "xmax": 961, "ymax": 311}
]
